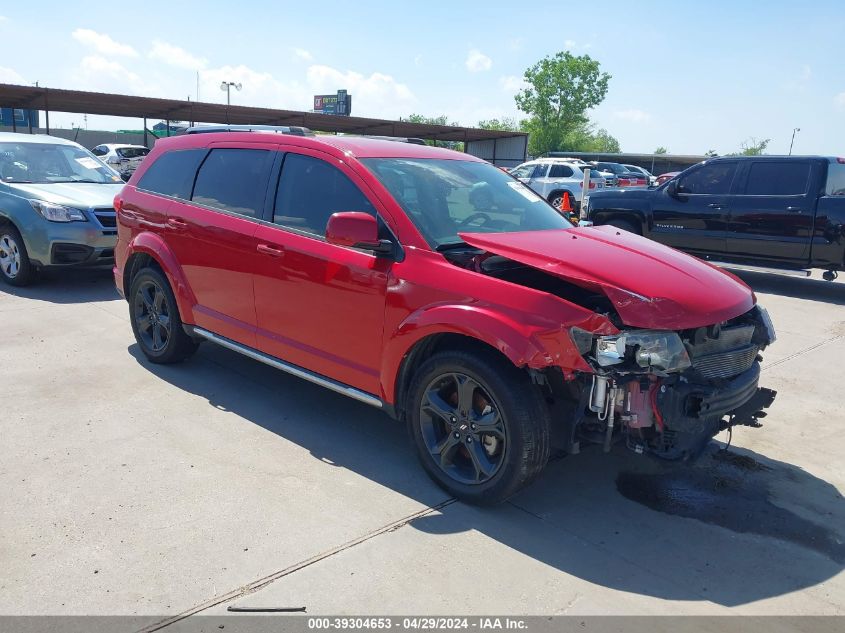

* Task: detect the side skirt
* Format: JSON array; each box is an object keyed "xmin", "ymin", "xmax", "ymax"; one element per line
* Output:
[{"xmin": 186, "ymin": 325, "xmax": 384, "ymax": 410}]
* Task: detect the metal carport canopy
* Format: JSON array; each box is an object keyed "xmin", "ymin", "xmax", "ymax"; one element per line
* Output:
[{"xmin": 0, "ymin": 83, "xmax": 526, "ymax": 143}]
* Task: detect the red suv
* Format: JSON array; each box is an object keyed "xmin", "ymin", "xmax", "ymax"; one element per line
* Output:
[{"xmin": 114, "ymin": 128, "xmax": 777, "ymax": 504}]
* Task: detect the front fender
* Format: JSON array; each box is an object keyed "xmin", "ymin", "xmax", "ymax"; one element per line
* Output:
[
  {"xmin": 123, "ymin": 231, "xmax": 196, "ymax": 322},
  {"xmin": 380, "ymin": 303, "xmax": 601, "ymax": 404}
]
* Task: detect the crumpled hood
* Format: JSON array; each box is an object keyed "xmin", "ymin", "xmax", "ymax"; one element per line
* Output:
[
  {"xmin": 459, "ymin": 226, "xmax": 754, "ymax": 330},
  {"xmin": 6, "ymin": 182, "xmax": 124, "ymax": 209}
]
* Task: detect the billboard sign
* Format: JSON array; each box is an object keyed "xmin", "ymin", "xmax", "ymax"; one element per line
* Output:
[{"xmin": 313, "ymin": 90, "xmax": 351, "ymax": 116}]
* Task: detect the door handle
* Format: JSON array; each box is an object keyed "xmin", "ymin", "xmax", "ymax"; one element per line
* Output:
[
  {"xmin": 787, "ymin": 206, "xmax": 803, "ymax": 213},
  {"xmin": 257, "ymin": 243, "xmax": 284, "ymax": 257},
  {"xmin": 166, "ymin": 218, "xmax": 188, "ymax": 230}
]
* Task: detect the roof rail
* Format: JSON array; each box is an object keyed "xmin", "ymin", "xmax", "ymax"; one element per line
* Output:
[{"xmin": 186, "ymin": 124, "xmax": 313, "ymax": 136}]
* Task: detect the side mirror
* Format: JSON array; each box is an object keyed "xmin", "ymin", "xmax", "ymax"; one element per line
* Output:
[
  {"xmin": 326, "ymin": 212, "xmax": 394, "ymax": 256},
  {"xmin": 666, "ymin": 179, "xmax": 679, "ymax": 198}
]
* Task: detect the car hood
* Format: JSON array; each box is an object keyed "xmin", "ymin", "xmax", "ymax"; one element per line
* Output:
[
  {"xmin": 459, "ymin": 227, "xmax": 754, "ymax": 330},
  {"xmin": 589, "ymin": 187, "xmax": 653, "ymax": 200},
  {"xmin": 6, "ymin": 182, "xmax": 124, "ymax": 209}
]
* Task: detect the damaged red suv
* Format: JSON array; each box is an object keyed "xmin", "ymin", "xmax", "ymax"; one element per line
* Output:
[{"xmin": 114, "ymin": 127, "xmax": 776, "ymax": 504}]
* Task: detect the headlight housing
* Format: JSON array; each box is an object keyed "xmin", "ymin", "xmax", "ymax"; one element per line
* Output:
[
  {"xmin": 29, "ymin": 200, "xmax": 87, "ymax": 223},
  {"xmin": 594, "ymin": 330, "xmax": 691, "ymax": 373}
]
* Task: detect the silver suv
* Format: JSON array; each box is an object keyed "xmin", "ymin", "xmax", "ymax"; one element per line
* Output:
[{"xmin": 510, "ymin": 159, "xmax": 604, "ymax": 211}]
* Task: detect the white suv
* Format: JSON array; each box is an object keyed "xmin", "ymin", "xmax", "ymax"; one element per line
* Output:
[{"xmin": 510, "ymin": 159, "xmax": 605, "ymax": 211}]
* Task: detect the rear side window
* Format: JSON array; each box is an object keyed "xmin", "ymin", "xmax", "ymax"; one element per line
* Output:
[
  {"xmin": 744, "ymin": 162, "xmax": 810, "ymax": 195},
  {"xmin": 137, "ymin": 149, "xmax": 206, "ymax": 199},
  {"xmin": 192, "ymin": 149, "xmax": 274, "ymax": 218},
  {"xmin": 549, "ymin": 164, "xmax": 574, "ymax": 178},
  {"xmin": 677, "ymin": 162, "xmax": 737, "ymax": 195},
  {"xmin": 274, "ymin": 153, "xmax": 375, "ymax": 235},
  {"xmin": 826, "ymin": 162, "xmax": 845, "ymax": 196}
]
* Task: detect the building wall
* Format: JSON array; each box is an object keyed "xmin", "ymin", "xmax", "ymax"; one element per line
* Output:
[
  {"xmin": 466, "ymin": 136, "xmax": 528, "ymax": 167},
  {"xmin": 0, "ymin": 126, "xmax": 156, "ymax": 150}
]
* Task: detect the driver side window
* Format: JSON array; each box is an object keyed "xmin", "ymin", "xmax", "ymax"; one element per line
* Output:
[{"xmin": 677, "ymin": 162, "xmax": 738, "ymax": 195}]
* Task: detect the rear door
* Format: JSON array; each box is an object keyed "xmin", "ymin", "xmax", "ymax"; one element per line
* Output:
[
  {"xmin": 165, "ymin": 143, "xmax": 276, "ymax": 347},
  {"xmin": 726, "ymin": 159, "xmax": 818, "ymax": 264},
  {"xmin": 650, "ymin": 160, "xmax": 738, "ymax": 256}
]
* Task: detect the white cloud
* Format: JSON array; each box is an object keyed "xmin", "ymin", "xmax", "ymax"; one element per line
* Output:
[
  {"xmin": 564, "ymin": 39, "xmax": 576, "ymax": 49},
  {"xmin": 465, "ymin": 49, "xmax": 492, "ymax": 72},
  {"xmin": 149, "ymin": 40, "xmax": 207, "ymax": 70},
  {"xmin": 72, "ymin": 55, "xmax": 156, "ymax": 95},
  {"xmin": 293, "ymin": 48, "xmax": 313, "ymax": 62},
  {"xmin": 614, "ymin": 109, "xmax": 652, "ymax": 123},
  {"xmin": 835, "ymin": 92, "xmax": 845, "ymax": 108},
  {"xmin": 72, "ymin": 28, "xmax": 138, "ymax": 57},
  {"xmin": 508, "ymin": 38, "xmax": 523, "ymax": 51},
  {"xmin": 801, "ymin": 65, "xmax": 812, "ymax": 81},
  {"xmin": 414, "ymin": 54, "xmax": 424, "ymax": 68},
  {"xmin": 0, "ymin": 66, "xmax": 25, "ymax": 84},
  {"xmin": 0, "ymin": 16, "xmax": 7, "ymax": 23},
  {"xmin": 499, "ymin": 75, "xmax": 527, "ymax": 93},
  {"xmin": 306, "ymin": 65, "xmax": 416, "ymax": 118}
]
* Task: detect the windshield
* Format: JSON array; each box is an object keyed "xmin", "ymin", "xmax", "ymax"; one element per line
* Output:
[
  {"xmin": 596, "ymin": 163, "xmax": 629, "ymax": 175},
  {"xmin": 117, "ymin": 147, "xmax": 150, "ymax": 159},
  {"xmin": 0, "ymin": 142, "xmax": 122, "ymax": 184},
  {"xmin": 362, "ymin": 158, "xmax": 572, "ymax": 249}
]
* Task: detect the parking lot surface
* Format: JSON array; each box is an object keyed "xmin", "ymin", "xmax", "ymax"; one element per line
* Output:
[{"xmin": 2, "ymin": 268, "xmax": 844, "ymax": 626}]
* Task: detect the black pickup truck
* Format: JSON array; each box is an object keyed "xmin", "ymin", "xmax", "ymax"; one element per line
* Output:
[{"xmin": 580, "ymin": 156, "xmax": 845, "ymax": 279}]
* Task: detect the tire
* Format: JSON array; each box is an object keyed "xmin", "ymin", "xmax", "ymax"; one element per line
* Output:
[
  {"xmin": 607, "ymin": 219, "xmax": 640, "ymax": 235},
  {"xmin": 0, "ymin": 225, "xmax": 34, "ymax": 286},
  {"xmin": 129, "ymin": 267, "xmax": 198, "ymax": 364},
  {"xmin": 549, "ymin": 191, "xmax": 575, "ymax": 211},
  {"xmin": 407, "ymin": 349, "xmax": 551, "ymax": 505}
]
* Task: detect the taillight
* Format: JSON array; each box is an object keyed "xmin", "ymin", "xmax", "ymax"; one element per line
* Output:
[
  {"xmin": 589, "ymin": 182, "xmax": 596, "ymax": 189},
  {"xmin": 113, "ymin": 195, "xmax": 123, "ymax": 212}
]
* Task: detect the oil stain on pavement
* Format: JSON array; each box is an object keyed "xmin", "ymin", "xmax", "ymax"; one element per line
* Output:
[{"xmin": 616, "ymin": 446, "xmax": 845, "ymax": 564}]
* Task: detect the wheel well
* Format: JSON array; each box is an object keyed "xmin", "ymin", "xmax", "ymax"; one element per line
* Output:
[
  {"xmin": 547, "ymin": 189, "xmax": 572, "ymax": 202},
  {"xmin": 393, "ymin": 333, "xmax": 516, "ymax": 420},
  {"xmin": 123, "ymin": 252, "xmax": 162, "ymax": 296}
]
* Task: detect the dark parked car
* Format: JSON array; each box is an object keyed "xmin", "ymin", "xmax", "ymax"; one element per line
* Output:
[
  {"xmin": 591, "ymin": 161, "xmax": 649, "ymax": 187},
  {"xmin": 581, "ymin": 156, "xmax": 845, "ymax": 279},
  {"xmin": 113, "ymin": 130, "xmax": 777, "ymax": 504}
]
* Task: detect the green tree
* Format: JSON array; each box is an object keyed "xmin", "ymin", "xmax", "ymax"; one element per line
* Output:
[
  {"xmin": 704, "ymin": 149, "xmax": 718, "ymax": 157},
  {"xmin": 476, "ymin": 117, "xmax": 521, "ymax": 132},
  {"xmin": 738, "ymin": 137, "xmax": 770, "ymax": 155},
  {"xmin": 515, "ymin": 51, "xmax": 611, "ymax": 156},
  {"xmin": 404, "ymin": 114, "xmax": 463, "ymax": 151},
  {"xmin": 654, "ymin": 146, "xmax": 668, "ymax": 154},
  {"xmin": 589, "ymin": 128, "xmax": 621, "ymax": 153}
]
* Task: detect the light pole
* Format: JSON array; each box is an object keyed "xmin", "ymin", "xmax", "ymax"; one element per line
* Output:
[
  {"xmin": 220, "ymin": 81, "xmax": 242, "ymax": 123},
  {"xmin": 789, "ymin": 127, "xmax": 800, "ymax": 155}
]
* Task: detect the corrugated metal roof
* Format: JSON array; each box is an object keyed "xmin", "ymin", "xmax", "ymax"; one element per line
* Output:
[{"xmin": 0, "ymin": 83, "xmax": 526, "ymax": 143}]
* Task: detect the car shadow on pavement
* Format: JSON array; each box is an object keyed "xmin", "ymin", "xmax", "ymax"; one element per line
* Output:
[
  {"xmin": 129, "ymin": 341, "xmax": 844, "ymax": 609},
  {"xmin": 0, "ymin": 267, "xmax": 119, "ymax": 304},
  {"xmin": 734, "ymin": 270, "xmax": 845, "ymax": 306}
]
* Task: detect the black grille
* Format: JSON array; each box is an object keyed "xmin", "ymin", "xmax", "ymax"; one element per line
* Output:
[
  {"xmin": 687, "ymin": 323, "xmax": 759, "ymax": 380},
  {"xmin": 692, "ymin": 345, "xmax": 759, "ymax": 380},
  {"xmin": 93, "ymin": 209, "xmax": 117, "ymax": 228}
]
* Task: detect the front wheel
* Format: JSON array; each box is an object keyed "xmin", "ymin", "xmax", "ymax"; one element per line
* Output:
[
  {"xmin": 407, "ymin": 349, "xmax": 550, "ymax": 505},
  {"xmin": 0, "ymin": 225, "xmax": 34, "ymax": 286},
  {"xmin": 129, "ymin": 267, "xmax": 198, "ymax": 364}
]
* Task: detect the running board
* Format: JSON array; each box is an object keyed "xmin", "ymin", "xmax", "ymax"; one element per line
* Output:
[
  {"xmin": 190, "ymin": 327, "xmax": 383, "ymax": 409},
  {"xmin": 709, "ymin": 261, "xmax": 812, "ymax": 278}
]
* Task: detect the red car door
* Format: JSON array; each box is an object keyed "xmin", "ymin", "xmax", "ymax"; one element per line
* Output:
[
  {"xmin": 252, "ymin": 148, "xmax": 390, "ymax": 396},
  {"xmin": 166, "ymin": 143, "xmax": 277, "ymax": 347}
]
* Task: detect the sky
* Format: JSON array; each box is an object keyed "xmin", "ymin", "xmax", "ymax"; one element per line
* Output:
[{"xmin": 0, "ymin": 0, "xmax": 843, "ymax": 156}]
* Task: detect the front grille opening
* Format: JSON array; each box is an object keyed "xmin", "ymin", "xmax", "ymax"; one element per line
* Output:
[{"xmin": 51, "ymin": 243, "xmax": 93, "ymax": 264}]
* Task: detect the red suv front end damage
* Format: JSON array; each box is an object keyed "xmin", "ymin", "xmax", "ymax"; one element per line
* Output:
[{"xmin": 114, "ymin": 133, "xmax": 776, "ymax": 504}]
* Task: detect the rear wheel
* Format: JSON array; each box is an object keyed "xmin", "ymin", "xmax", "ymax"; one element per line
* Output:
[
  {"xmin": 0, "ymin": 225, "xmax": 33, "ymax": 287},
  {"xmin": 129, "ymin": 267, "xmax": 198, "ymax": 364},
  {"xmin": 407, "ymin": 349, "xmax": 550, "ymax": 505}
]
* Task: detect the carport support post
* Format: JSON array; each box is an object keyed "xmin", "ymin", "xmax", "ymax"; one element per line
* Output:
[
  {"xmin": 143, "ymin": 117, "xmax": 148, "ymax": 148},
  {"xmin": 581, "ymin": 165, "xmax": 590, "ymax": 207}
]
